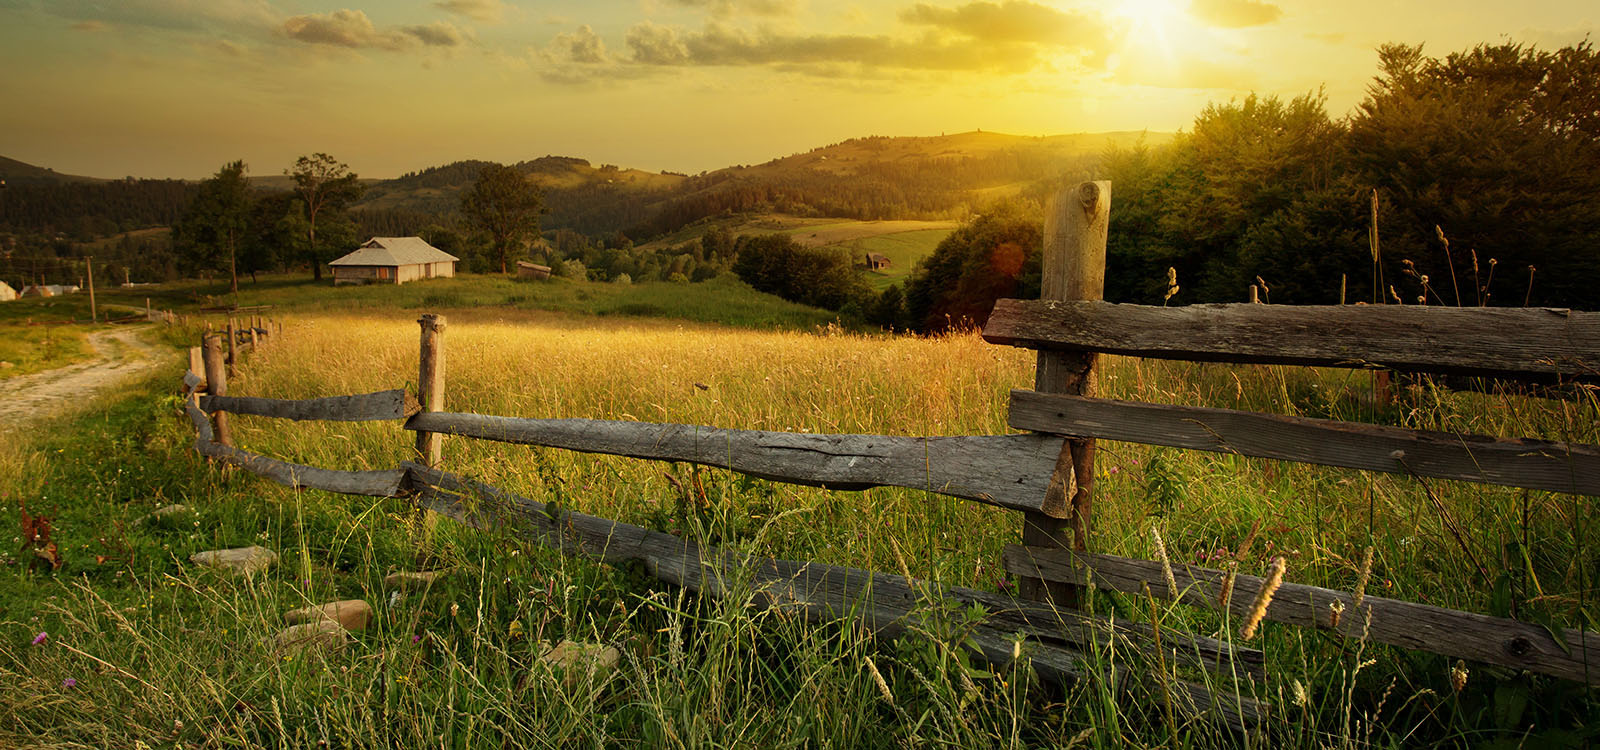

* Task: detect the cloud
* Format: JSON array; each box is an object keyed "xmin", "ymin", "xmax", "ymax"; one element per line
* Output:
[
  {"xmin": 69, "ymin": 19, "xmax": 109, "ymax": 31},
  {"xmin": 24, "ymin": 0, "xmax": 278, "ymax": 33},
  {"xmin": 554, "ymin": 24, "xmax": 608, "ymax": 63},
  {"xmin": 433, "ymin": 0, "xmax": 505, "ymax": 24},
  {"xmin": 622, "ymin": 20, "xmax": 1046, "ymax": 72},
  {"xmin": 899, "ymin": 0, "xmax": 1115, "ymax": 51},
  {"xmin": 626, "ymin": 21, "xmax": 691, "ymax": 64},
  {"xmin": 280, "ymin": 10, "xmax": 465, "ymax": 51},
  {"xmin": 1188, "ymin": 0, "xmax": 1282, "ymax": 28},
  {"xmin": 401, "ymin": 21, "xmax": 468, "ymax": 47},
  {"xmin": 660, "ymin": 0, "xmax": 800, "ymax": 18}
]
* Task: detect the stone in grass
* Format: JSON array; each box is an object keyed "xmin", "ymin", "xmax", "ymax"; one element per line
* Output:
[
  {"xmin": 285, "ymin": 600, "xmax": 371, "ymax": 632},
  {"xmin": 383, "ymin": 570, "xmax": 447, "ymax": 590},
  {"xmin": 190, "ymin": 546, "xmax": 278, "ymax": 576},
  {"xmin": 141, "ymin": 504, "xmax": 191, "ymax": 525},
  {"xmin": 537, "ymin": 640, "xmax": 621, "ymax": 688},
  {"xmin": 267, "ymin": 620, "xmax": 349, "ymax": 654}
]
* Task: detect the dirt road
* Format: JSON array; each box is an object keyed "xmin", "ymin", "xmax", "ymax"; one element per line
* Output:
[{"xmin": 0, "ymin": 327, "xmax": 166, "ymax": 428}]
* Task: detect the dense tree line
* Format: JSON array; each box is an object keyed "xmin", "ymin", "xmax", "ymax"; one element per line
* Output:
[
  {"xmin": 1103, "ymin": 41, "xmax": 1600, "ymax": 309},
  {"xmin": 0, "ymin": 179, "xmax": 196, "ymax": 239}
]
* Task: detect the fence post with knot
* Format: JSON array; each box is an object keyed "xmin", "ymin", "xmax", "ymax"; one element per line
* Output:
[
  {"xmin": 1019, "ymin": 180, "xmax": 1109, "ymax": 608},
  {"xmin": 416, "ymin": 313, "xmax": 447, "ymax": 468}
]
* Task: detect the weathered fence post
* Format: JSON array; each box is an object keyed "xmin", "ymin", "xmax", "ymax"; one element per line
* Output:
[
  {"xmin": 1020, "ymin": 180, "xmax": 1110, "ymax": 607},
  {"xmin": 416, "ymin": 313, "xmax": 447, "ymax": 467},
  {"xmin": 201, "ymin": 333, "xmax": 233, "ymax": 447},
  {"xmin": 188, "ymin": 346, "xmax": 206, "ymax": 391},
  {"xmin": 226, "ymin": 317, "xmax": 237, "ymax": 376},
  {"xmin": 1249, "ymin": 285, "xmax": 1260, "ymax": 304}
]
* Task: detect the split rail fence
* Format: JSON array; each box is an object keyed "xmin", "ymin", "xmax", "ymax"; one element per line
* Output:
[{"xmin": 175, "ymin": 180, "xmax": 1600, "ymax": 732}]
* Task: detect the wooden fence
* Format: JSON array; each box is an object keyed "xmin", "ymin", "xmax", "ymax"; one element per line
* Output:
[{"xmin": 173, "ymin": 181, "xmax": 1600, "ymax": 732}]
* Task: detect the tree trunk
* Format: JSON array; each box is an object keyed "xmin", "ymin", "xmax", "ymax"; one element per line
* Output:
[
  {"xmin": 309, "ymin": 224, "xmax": 321, "ymax": 282},
  {"xmin": 228, "ymin": 227, "xmax": 239, "ymax": 296}
]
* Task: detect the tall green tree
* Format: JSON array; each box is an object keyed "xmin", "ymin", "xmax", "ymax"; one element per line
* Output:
[
  {"xmin": 1348, "ymin": 41, "xmax": 1600, "ymax": 306},
  {"xmin": 287, "ymin": 153, "xmax": 363, "ymax": 281},
  {"xmin": 461, "ymin": 163, "xmax": 544, "ymax": 273},
  {"xmin": 176, "ymin": 160, "xmax": 252, "ymax": 294},
  {"xmin": 904, "ymin": 208, "xmax": 1041, "ymax": 331}
]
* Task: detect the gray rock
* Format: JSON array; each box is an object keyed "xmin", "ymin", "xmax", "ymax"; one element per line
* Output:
[
  {"xmin": 190, "ymin": 546, "xmax": 277, "ymax": 576},
  {"xmin": 267, "ymin": 620, "xmax": 348, "ymax": 653},
  {"xmin": 537, "ymin": 640, "xmax": 621, "ymax": 687},
  {"xmin": 383, "ymin": 570, "xmax": 446, "ymax": 590},
  {"xmin": 285, "ymin": 600, "xmax": 371, "ymax": 631}
]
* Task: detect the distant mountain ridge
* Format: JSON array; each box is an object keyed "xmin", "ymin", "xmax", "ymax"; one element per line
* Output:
[
  {"xmin": 0, "ymin": 155, "xmax": 104, "ymax": 185},
  {"xmin": 2, "ymin": 130, "xmax": 1173, "ymax": 239}
]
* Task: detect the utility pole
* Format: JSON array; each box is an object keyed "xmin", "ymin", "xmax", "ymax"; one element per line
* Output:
[{"xmin": 86, "ymin": 255, "xmax": 96, "ymax": 323}]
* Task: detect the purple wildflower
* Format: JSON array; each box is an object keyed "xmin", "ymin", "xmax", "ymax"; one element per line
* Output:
[
  {"xmin": 412, "ymin": 634, "xmax": 422, "ymax": 643},
  {"xmin": 31, "ymin": 632, "xmax": 47, "ymax": 646},
  {"xmin": 61, "ymin": 678, "xmax": 77, "ymax": 689}
]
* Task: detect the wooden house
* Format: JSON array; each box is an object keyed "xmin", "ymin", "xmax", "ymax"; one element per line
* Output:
[
  {"xmin": 865, "ymin": 252, "xmax": 892, "ymax": 270},
  {"xmin": 516, "ymin": 261, "xmax": 552, "ymax": 280},
  {"xmin": 329, "ymin": 237, "xmax": 458, "ymax": 285}
]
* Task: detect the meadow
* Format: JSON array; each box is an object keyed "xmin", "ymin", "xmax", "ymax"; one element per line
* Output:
[{"xmin": 0, "ymin": 301, "xmax": 1597, "ymax": 747}]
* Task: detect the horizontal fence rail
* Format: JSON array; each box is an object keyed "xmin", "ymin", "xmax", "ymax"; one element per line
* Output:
[
  {"xmin": 984, "ymin": 300, "xmax": 1600, "ymax": 383},
  {"xmin": 200, "ymin": 389, "xmax": 418, "ymax": 422},
  {"xmin": 407, "ymin": 462, "xmax": 1267, "ymax": 729},
  {"xmin": 404, "ymin": 412, "xmax": 1069, "ymax": 515},
  {"xmin": 184, "ymin": 392, "xmax": 407, "ymax": 497},
  {"xmin": 1008, "ymin": 390, "xmax": 1600, "ymax": 496},
  {"xmin": 1002, "ymin": 545, "xmax": 1600, "ymax": 686}
]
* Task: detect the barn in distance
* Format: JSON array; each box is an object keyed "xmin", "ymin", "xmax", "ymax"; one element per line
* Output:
[{"xmin": 330, "ymin": 237, "xmax": 458, "ymax": 285}]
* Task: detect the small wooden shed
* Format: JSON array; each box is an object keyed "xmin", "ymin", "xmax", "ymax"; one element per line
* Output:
[
  {"xmin": 865, "ymin": 252, "xmax": 892, "ymax": 270},
  {"xmin": 516, "ymin": 261, "xmax": 552, "ymax": 280},
  {"xmin": 329, "ymin": 237, "xmax": 458, "ymax": 285}
]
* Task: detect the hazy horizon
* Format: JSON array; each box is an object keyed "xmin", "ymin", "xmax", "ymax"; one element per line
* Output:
[{"xmin": 1, "ymin": 0, "xmax": 1594, "ymax": 180}]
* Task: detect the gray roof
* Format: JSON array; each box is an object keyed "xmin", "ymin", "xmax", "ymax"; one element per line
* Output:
[{"xmin": 329, "ymin": 237, "xmax": 459, "ymax": 267}]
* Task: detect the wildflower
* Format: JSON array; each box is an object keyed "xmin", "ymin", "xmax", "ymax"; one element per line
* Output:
[
  {"xmin": 61, "ymin": 678, "xmax": 77, "ymax": 689},
  {"xmin": 412, "ymin": 634, "xmax": 422, "ymax": 643},
  {"xmin": 1450, "ymin": 661, "xmax": 1469, "ymax": 692},
  {"xmin": 31, "ymin": 632, "xmax": 47, "ymax": 646}
]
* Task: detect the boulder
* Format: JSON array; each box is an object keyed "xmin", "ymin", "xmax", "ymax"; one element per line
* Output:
[
  {"xmin": 285, "ymin": 600, "xmax": 371, "ymax": 631},
  {"xmin": 190, "ymin": 546, "xmax": 277, "ymax": 576},
  {"xmin": 267, "ymin": 620, "xmax": 348, "ymax": 654}
]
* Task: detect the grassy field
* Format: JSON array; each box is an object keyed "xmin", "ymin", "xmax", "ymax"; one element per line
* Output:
[
  {"xmin": 0, "ymin": 325, "xmax": 93, "ymax": 378},
  {"xmin": 1, "ymin": 304, "xmax": 1596, "ymax": 747},
  {"xmin": 0, "ymin": 273, "xmax": 844, "ymax": 331}
]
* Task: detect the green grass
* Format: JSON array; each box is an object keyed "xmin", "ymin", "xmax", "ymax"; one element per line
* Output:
[
  {"xmin": 1, "ymin": 312, "xmax": 1597, "ymax": 748},
  {"xmin": 0, "ymin": 325, "xmax": 94, "ymax": 378},
  {"xmin": 1, "ymin": 273, "xmax": 844, "ymax": 331}
]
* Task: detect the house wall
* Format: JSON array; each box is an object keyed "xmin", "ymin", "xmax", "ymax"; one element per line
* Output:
[
  {"xmin": 397, "ymin": 264, "xmax": 424, "ymax": 283},
  {"xmin": 334, "ymin": 261, "xmax": 453, "ymax": 285}
]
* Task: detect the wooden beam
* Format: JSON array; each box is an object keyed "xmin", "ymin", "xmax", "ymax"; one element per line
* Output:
[
  {"xmin": 403, "ymin": 412, "xmax": 1065, "ymax": 514},
  {"xmin": 200, "ymin": 389, "xmax": 418, "ymax": 422},
  {"xmin": 415, "ymin": 314, "xmax": 446, "ymax": 468},
  {"xmin": 201, "ymin": 333, "xmax": 232, "ymax": 447},
  {"xmin": 1021, "ymin": 180, "xmax": 1111, "ymax": 607},
  {"xmin": 1008, "ymin": 390, "xmax": 1600, "ymax": 496},
  {"xmin": 1002, "ymin": 544, "xmax": 1600, "ymax": 686},
  {"xmin": 406, "ymin": 463, "xmax": 1268, "ymax": 728},
  {"xmin": 984, "ymin": 300, "xmax": 1600, "ymax": 383}
]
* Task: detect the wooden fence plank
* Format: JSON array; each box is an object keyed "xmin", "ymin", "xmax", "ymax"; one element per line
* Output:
[
  {"xmin": 406, "ymin": 463, "xmax": 1267, "ymax": 728},
  {"xmin": 1008, "ymin": 390, "xmax": 1600, "ymax": 496},
  {"xmin": 984, "ymin": 300, "xmax": 1600, "ymax": 382},
  {"xmin": 404, "ymin": 412, "xmax": 1067, "ymax": 514},
  {"xmin": 197, "ymin": 438, "xmax": 406, "ymax": 496},
  {"xmin": 1002, "ymin": 545, "xmax": 1600, "ymax": 686},
  {"xmin": 200, "ymin": 389, "xmax": 418, "ymax": 422}
]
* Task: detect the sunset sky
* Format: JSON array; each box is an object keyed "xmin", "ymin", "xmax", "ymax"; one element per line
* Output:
[{"xmin": 0, "ymin": 0, "xmax": 1593, "ymax": 179}]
